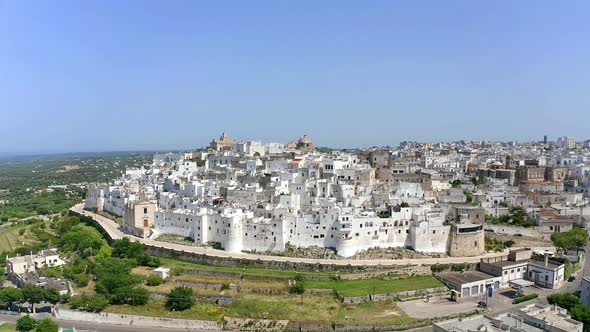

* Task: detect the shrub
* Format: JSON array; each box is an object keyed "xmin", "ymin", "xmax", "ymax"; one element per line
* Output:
[
  {"xmin": 16, "ymin": 315, "xmax": 37, "ymax": 332},
  {"xmin": 513, "ymin": 293, "xmax": 538, "ymax": 304},
  {"xmin": 289, "ymin": 274, "xmax": 305, "ymax": 294},
  {"xmin": 35, "ymin": 318, "xmax": 58, "ymax": 332},
  {"xmin": 73, "ymin": 273, "xmax": 89, "ymax": 287},
  {"xmin": 220, "ymin": 283, "xmax": 230, "ymax": 291},
  {"xmin": 145, "ymin": 275, "xmax": 164, "ymax": 286},
  {"xmin": 166, "ymin": 286, "xmax": 194, "ymax": 311}
]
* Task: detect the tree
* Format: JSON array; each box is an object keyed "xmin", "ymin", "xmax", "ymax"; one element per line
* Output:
[
  {"xmin": 145, "ymin": 275, "xmax": 164, "ymax": 286},
  {"xmin": 0, "ymin": 266, "xmax": 5, "ymax": 284},
  {"xmin": 96, "ymin": 245, "xmax": 112, "ymax": 259},
  {"xmin": 569, "ymin": 304, "xmax": 590, "ymax": 330},
  {"xmin": 35, "ymin": 318, "xmax": 58, "ymax": 332},
  {"xmin": 60, "ymin": 225, "xmax": 106, "ymax": 256},
  {"xmin": 569, "ymin": 228, "xmax": 589, "ymax": 253},
  {"xmin": 69, "ymin": 294, "xmax": 109, "ymax": 313},
  {"xmin": 551, "ymin": 228, "xmax": 588, "ymax": 253},
  {"xmin": 43, "ymin": 288, "xmax": 61, "ymax": 312},
  {"xmin": 289, "ymin": 275, "xmax": 305, "ymax": 294},
  {"xmin": 547, "ymin": 293, "xmax": 580, "ymax": 311},
  {"xmin": 16, "ymin": 315, "xmax": 36, "ymax": 332},
  {"xmin": 112, "ymin": 238, "xmax": 144, "ymax": 261},
  {"xmin": 165, "ymin": 286, "xmax": 194, "ymax": 311},
  {"xmin": 451, "ymin": 180, "xmax": 461, "ymax": 188},
  {"xmin": 22, "ymin": 284, "xmax": 45, "ymax": 314},
  {"xmin": 0, "ymin": 287, "xmax": 23, "ymax": 310}
]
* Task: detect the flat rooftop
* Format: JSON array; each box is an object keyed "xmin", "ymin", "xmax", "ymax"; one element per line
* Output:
[
  {"xmin": 481, "ymin": 259, "xmax": 529, "ymax": 268},
  {"xmin": 438, "ymin": 271, "xmax": 499, "ymax": 285},
  {"xmin": 434, "ymin": 314, "xmax": 543, "ymax": 332}
]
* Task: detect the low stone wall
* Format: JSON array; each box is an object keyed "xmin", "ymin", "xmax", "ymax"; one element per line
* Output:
[
  {"xmin": 175, "ymin": 279, "xmax": 224, "ymax": 290},
  {"xmin": 55, "ymin": 307, "xmax": 222, "ymax": 330},
  {"xmin": 182, "ymin": 268, "xmax": 243, "ymax": 279},
  {"xmin": 284, "ymin": 320, "xmax": 333, "ymax": 332},
  {"xmin": 336, "ymin": 286, "xmax": 449, "ymax": 304},
  {"xmin": 223, "ymin": 316, "xmax": 289, "ymax": 332},
  {"xmin": 305, "ymin": 288, "xmax": 336, "ymax": 295},
  {"xmin": 334, "ymin": 321, "xmax": 427, "ymax": 332},
  {"xmin": 148, "ymin": 292, "xmax": 234, "ymax": 305}
]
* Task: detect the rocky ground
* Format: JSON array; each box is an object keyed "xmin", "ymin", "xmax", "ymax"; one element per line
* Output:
[
  {"xmin": 486, "ymin": 233, "xmax": 552, "ymax": 248},
  {"xmin": 246, "ymin": 245, "xmax": 447, "ymax": 261}
]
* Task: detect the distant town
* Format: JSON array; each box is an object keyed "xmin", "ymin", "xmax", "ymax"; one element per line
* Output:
[{"xmin": 2, "ymin": 133, "xmax": 590, "ymax": 332}]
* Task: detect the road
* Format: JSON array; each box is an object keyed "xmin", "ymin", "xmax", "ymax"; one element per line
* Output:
[
  {"xmin": 71, "ymin": 204, "xmax": 555, "ymax": 267},
  {"xmin": 557, "ymin": 246, "xmax": 589, "ymax": 295},
  {"xmin": 0, "ymin": 313, "xmax": 216, "ymax": 332}
]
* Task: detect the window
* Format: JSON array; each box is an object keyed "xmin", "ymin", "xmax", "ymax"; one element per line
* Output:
[
  {"xmin": 143, "ymin": 208, "xmax": 148, "ymax": 214},
  {"xmin": 433, "ymin": 230, "xmax": 436, "ymax": 234},
  {"xmin": 504, "ymin": 271, "xmax": 508, "ymax": 275}
]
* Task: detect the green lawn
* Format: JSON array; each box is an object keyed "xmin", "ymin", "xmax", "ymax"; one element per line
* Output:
[
  {"xmin": 303, "ymin": 275, "xmax": 443, "ymax": 297},
  {"xmin": 0, "ymin": 323, "xmax": 16, "ymax": 332},
  {"xmin": 159, "ymin": 257, "xmax": 338, "ymax": 278}
]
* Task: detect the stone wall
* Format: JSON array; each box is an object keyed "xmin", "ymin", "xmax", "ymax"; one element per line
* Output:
[
  {"xmin": 55, "ymin": 307, "xmax": 222, "ymax": 330},
  {"xmin": 148, "ymin": 291, "xmax": 234, "ymax": 305},
  {"xmin": 182, "ymin": 268, "xmax": 243, "ymax": 279},
  {"xmin": 223, "ymin": 316, "xmax": 289, "ymax": 332},
  {"xmin": 144, "ymin": 245, "xmax": 394, "ymax": 273},
  {"xmin": 447, "ymin": 228, "xmax": 485, "ymax": 257},
  {"xmin": 336, "ymin": 286, "xmax": 448, "ymax": 304}
]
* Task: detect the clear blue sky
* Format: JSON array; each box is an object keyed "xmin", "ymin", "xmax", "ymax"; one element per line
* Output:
[{"xmin": 1, "ymin": 1, "xmax": 589, "ymax": 154}]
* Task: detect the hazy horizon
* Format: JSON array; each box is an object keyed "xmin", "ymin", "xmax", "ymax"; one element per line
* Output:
[{"xmin": 2, "ymin": 1, "xmax": 590, "ymax": 154}]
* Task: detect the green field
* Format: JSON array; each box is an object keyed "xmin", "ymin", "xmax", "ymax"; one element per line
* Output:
[
  {"xmin": 303, "ymin": 275, "xmax": 443, "ymax": 297},
  {"xmin": 226, "ymin": 293, "xmax": 341, "ymax": 321},
  {"xmin": 0, "ymin": 323, "xmax": 16, "ymax": 332},
  {"xmin": 105, "ymin": 299, "xmax": 226, "ymax": 321},
  {"xmin": 105, "ymin": 294, "xmax": 419, "ymax": 325},
  {"xmin": 0, "ymin": 229, "xmax": 18, "ymax": 252},
  {"xmin": 159, "ymin": 257, "xmax": 339, "ymax": 278}
]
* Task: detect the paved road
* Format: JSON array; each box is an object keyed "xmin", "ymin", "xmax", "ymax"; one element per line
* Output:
[
  {"xmin": 71, "ymin": 204, "xmax": 555, "ymax": 267},
  {"xmin": 0, "ymin": 313, "xmax": 215, "ymax": 332}
]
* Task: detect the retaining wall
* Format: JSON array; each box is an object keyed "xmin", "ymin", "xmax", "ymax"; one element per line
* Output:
[
  {"xmin": 336, "ymin": 286, "xmax": 449, "ymax": 304},
  {"xmin": 55, "ymin": 307, "xmax": 222, "ymax": 330},
  {"xmin": 145, "ymin": 246, "xmax": 398, "ymax": 273}
]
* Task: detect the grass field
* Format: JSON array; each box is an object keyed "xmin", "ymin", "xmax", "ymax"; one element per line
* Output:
[
  {"xmin": 0, "ymin": 323, "xmax": 16, "ymax": 332},
  {"xmin": 0, "ymin": 231, "xmax": 17, "ymax": 252},
  {"xmin": 0, "ymin": 223, "xmax": 32, "ymax": 252},
  {"xmin": 226, "ymin": 293, "xmax": 341, "ymax": 321},
  {"xmin": 105, "ymin": 299, "xmax": 226, "ymax": 321},
  {"xmin": 303, "ymin": 275, "xmax": 443, "ymax": 297},
  {"xmin": 159, "ymin": 257, "xmax": 339, "ymax": 278},
  {"xmin": 104, "ymin": 293, "xmax": 420, "ymax": 326},
  {"xmin": 336, "ymin": 300, "xmax": 418, "ymax": 325}
]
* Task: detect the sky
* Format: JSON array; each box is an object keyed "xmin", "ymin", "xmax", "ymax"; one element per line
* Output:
[{"xmin": 1, "ymin": 1, "xmax": 589, "ymax": 155}]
